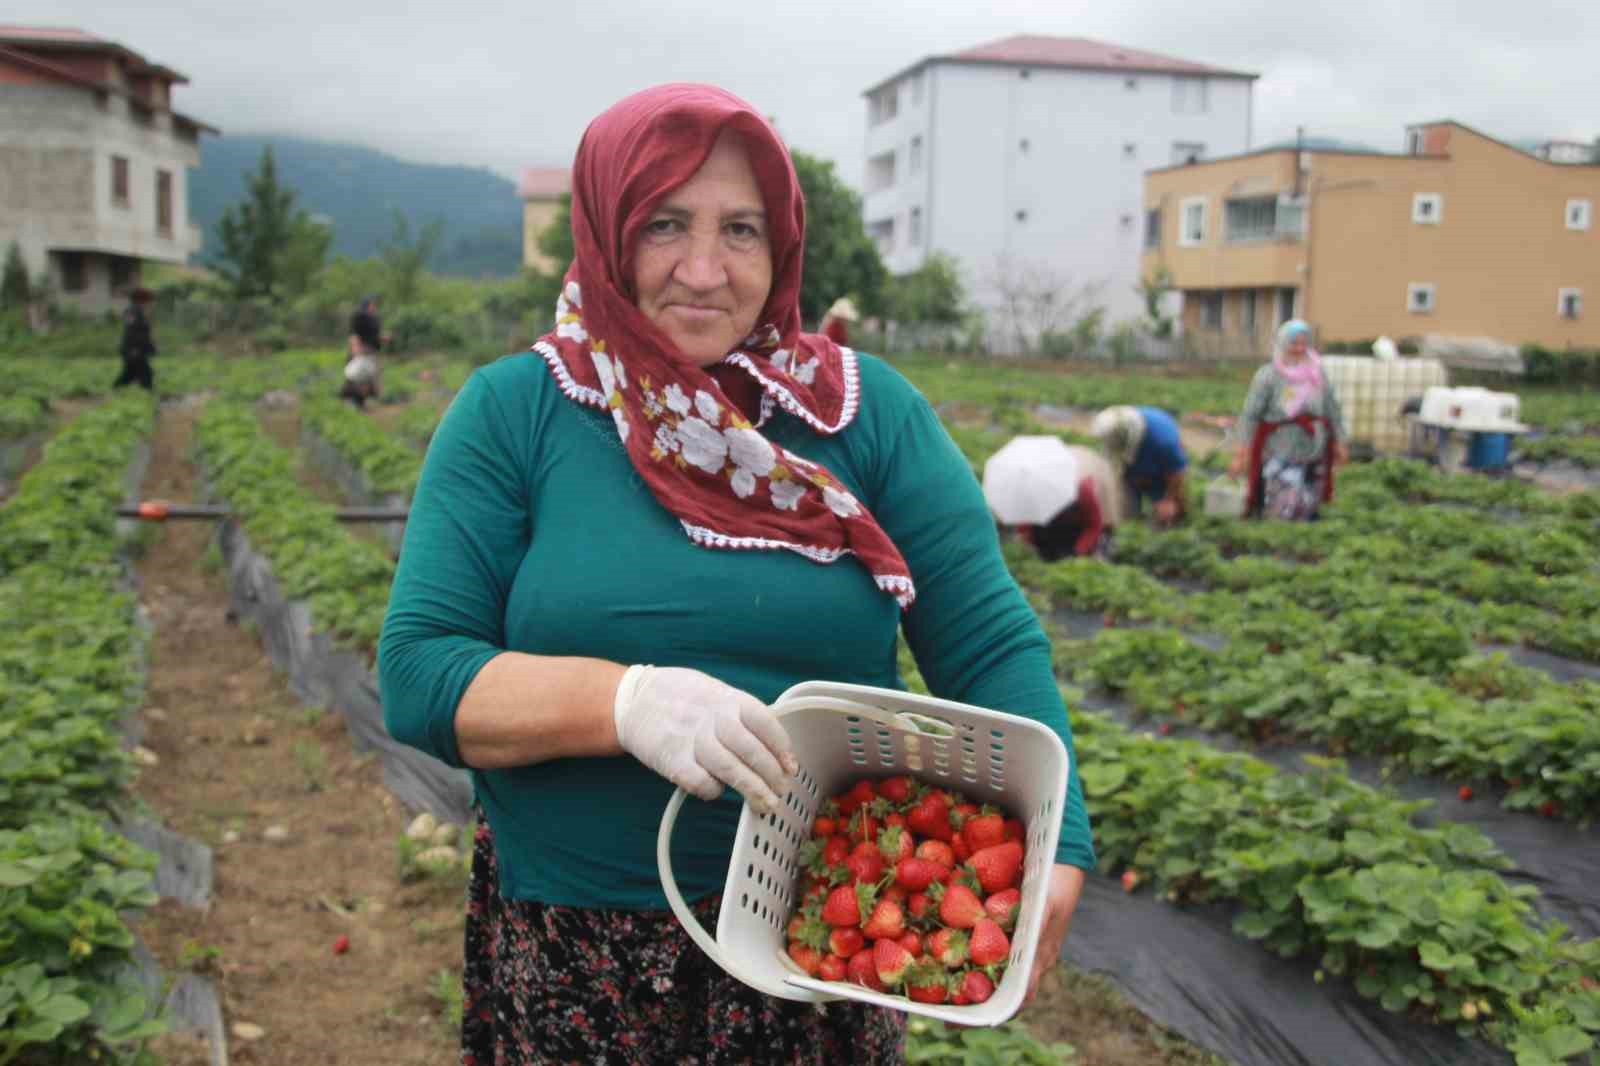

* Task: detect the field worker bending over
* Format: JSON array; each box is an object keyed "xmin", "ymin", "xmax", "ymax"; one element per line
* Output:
[{"xmin": 1091, "ymin": 404, "xmax": 1188, "ymax": 527}]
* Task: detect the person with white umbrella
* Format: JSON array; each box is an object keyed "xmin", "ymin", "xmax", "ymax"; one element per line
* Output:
[{"xmin": 983, "ymin": 436, "xmax": 1125, "ymax": 561}]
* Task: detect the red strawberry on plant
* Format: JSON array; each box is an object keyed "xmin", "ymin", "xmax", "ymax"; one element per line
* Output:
[
  {"xmin": 894, "ymin": 856, "xmax": 944, "ymax": 892},
  {"xmin": 818, "ymin": 953, "xmax": 848, "ymax": 982},
  {"xmin": 847, "ymin": 841, "xmax": 886, "ymax": 884},
  {"xmin": 829, "ymin": 926, "xmax": 865, "ymax": 958},
  {"xmin": 968, "ymin": 841, "xmax": 1024, "ymax": 894},
  {"xmin": 862, "ymin": 899, "xmax": 907, "ymax": 941},
  {"xmin": 984, "ymin": 888, "xmax": 1021, "ymax": 931},
  {"xmin": 928, "ymin": 927, "xmax": 969, "ymax": 968},
  {"xmin": 813, "ymin": 815, "xmax": 837, "ymax": 837},
  {"xmin": 907, "ymin": 791, "xmax": 954, "ymax": 842},
  {"xmin": 1458, "ymin": 786, "xmax": 1473, "ymax": 802},
  {"xmin": 1540, "ymin": 800, "xmax": 1560, "ymax": 818},
  {"xmin": 876, "ymin": 775, "xmax": 914, "ymax": 805},
  {"xmin": 962, "ymin": 812, "xmax": 1007, "ymax": 853},
  {"xmin": 873, "ymin": 938, "xmax": 915, "ymax": 986},
  {"xmin": 936, "ymin": 883, "xmax": 986, "ymax": 929},
  {"xmin": 1120, "ymin": 869, "xmax": 1141, "ymax": 893},
  {"xmin": 907, "ymin": 892, "xmax": 933, "ymax": 922},
  {"xmin": 837, "ymin": 779, "xmax": 877, "ymax": 815},
  {"xmin": 821, "ymin": 884, "xmax": 863, "ymax": 928},
  {"xmin": 905, "ymin": 961, "xmax": 950, "ymax": 1003},
  {"xmin": 822, "ymin": 835, "xmax": 852, "ymax": 867},
  {"xmin": 848, "ymin": 948, "xmax": 885, "ymax": 991},
  {"xmin": 915, "ymin": 839, "xmax": 956, "ymax": 868},
  {"xmin": 787, "ymin": 941, "xmax": 823, "ymax": 976},
  {"xmin": 953, "ymin": 969, "xmax": 995, "ymax": 1005},
  {"xmin": 969, "ymin": 918, "xmax": 1010, "ymax": 966}
]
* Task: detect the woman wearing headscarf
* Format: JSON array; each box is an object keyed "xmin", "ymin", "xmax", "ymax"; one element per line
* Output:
[
  {"xmin": 1090, "ymin": 404, "xmax": 1187, "ymax": 527},
  {"xmin": 1227, "ymin": 319, "xmax": 1349, "ymax": 520},
  {"xmin": 342, "ymin": 295, "xmax": 385, "ymax": 408},
  {"xmin": 379, "ymin": 84, "xmax": 1093, "ymax": 1063}
]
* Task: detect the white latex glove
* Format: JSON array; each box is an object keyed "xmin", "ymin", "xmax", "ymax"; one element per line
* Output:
[{"xmin": 613, "ymin": 665, "xmax": 798, "ymax": 815}]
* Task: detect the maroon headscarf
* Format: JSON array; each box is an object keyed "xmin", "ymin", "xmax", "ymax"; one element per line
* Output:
[{"xmin": 533, "ymin": 84, "xmax": 915, "ymax": 608}]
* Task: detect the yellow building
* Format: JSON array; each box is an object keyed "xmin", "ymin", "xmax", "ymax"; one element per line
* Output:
[
  {"xmin": 518, "ymin": 166, "xmax": 570, "ymax": 274},
  {"xmin": 1141, "ymin": 121, "xmax": 1600, "ymax": 356}
]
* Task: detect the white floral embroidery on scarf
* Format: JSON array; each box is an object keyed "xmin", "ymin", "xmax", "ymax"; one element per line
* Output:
[
  {"xmin": 770, "ymin": 477, "xmax": 806, "ymax": 511},
  {"xmin": 652, "ymin": 423, "xmax": 679, "ymax": 456},
  {"xmin": 663, "ymin": 383, "xmax": 692, "ymax": 416},
  {"xmin": 694, "ymin": 389, "xmax": 721, "ymax": 423},
  {"xmin": 823, "ymin": 484, "xmax": 861, "ymax": 518},
  {"xmin": 675, "ymin": 417, "xmax": 728, "ymax": 474},
  {"xmin": 555, "ymin": 281, "xmax": 588, "ymax": 343},
  {"xmin": 791, "ymin": 356, "xmax": 819, "ymax": 385},
  {"xmin": 591, "ymin": 347, "xmax": 630, "ymax": 442},
  {"xmin": 770, "ymin": 349, "xmax": 791, "ymax": 372},
  {"xmin": 724, "ymin": 426, "xmax": 777, "ymax": 498}
]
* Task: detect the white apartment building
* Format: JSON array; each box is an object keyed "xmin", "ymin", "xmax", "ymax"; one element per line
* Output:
[
  {"xmin": 0, "ymin": 26, "xmax": 213, "ymax": 312},
  {"xmin": 862, "ymin": 35, "xmax": 1255, "ymax": 341}
]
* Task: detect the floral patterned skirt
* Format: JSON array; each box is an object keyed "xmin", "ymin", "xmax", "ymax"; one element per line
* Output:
[
  {"xmin": 461, "ymin": 811, "xmax": 906, "ymax": 1065},
  {"xmin": 1259, "ymin": 455, "xmax": 1328, "ymax": 521}
]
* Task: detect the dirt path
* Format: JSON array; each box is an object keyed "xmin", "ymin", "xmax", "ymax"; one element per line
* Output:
[{"xmin": 129, "ymin": 401, "xmax": 461, "ymax": 1066}]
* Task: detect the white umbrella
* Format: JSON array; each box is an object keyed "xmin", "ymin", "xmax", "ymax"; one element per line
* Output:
[{"xmin": 982, "ymin": 436, "xmax": 1081, "ymax": 525}]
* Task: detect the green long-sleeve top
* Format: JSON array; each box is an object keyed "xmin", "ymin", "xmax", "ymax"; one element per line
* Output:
[{"xmin": 379, "ymin": 350, "xmax": 1095, "ymax": 909}]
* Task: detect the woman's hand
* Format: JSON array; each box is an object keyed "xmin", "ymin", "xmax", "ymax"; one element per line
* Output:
[
  {"xmin": 1227, "ymin": 446, "xmax": 1249, "ymax": 479},
  {"xmin": 1023, "ymin": 864, "xmax": 1086, "ymax": 1008},
  {"xmin": 612, "ymin": 666, "xmax": 797, "ymax": 815},
  {"xmin": 1332, "ymin": 441, "xmax": 1349, "ymax": 467}
]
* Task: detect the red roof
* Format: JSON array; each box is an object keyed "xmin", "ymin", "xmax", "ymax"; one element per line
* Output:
[
  {"xmin": 0, "ymin": 25, "xmax": 106, "ymax": 43},
  {"xmin": 0, "ymin": 24, "xmax": 187, "ymax": 82},
  {"xmin": 518, "ymin": 166, "xmax": 570, "ymax": 200},
  {"xmin": 867, "ymin": 34, "xmax": 1255, "ymax": 93}
]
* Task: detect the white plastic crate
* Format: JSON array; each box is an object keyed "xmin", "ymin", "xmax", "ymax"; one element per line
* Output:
[
  {"xmin": 656, "ymin": 681, "xmax": 1071, "ymax": 1027},
  {"xmin": 1321, "ymin": 356, "xmax": 1448, "ymax": 454},
  {"xmin": 1418, "ymin": 386, "xmax": 1528, "ymax": 433},
  {"xmin": 1204, "ymin": 476, "xmax": 1248, "ymax": 518}
]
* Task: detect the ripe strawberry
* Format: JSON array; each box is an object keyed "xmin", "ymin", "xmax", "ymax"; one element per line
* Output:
[
  {"xmin": 907, "ymin": 891, "xmax": 933, "ymax": 922},
  {"xmin": 847, "ymin": 842, "xmax": 886, "ymax": 884},
  {"xmin": 937, "ymin": 883, "xmax": 986, "ymax": 929},
  {"xmin": 895, "ymin": 856, "xmax": 944, "ymax": 892},
  {"xmin": 332, "ymin": 934, "xmax": 350, "ymax": 955},
  {"xmin": 813, "ymin": 815, "xmax": 837, "ymax": 838},
  {"xmin": 861, "ymin": 899, "xmax": 907, "ymax": 941},
  {"xmin": 787, "ymin": 940, "xmax": 823, "ymax": 976},
  {"xmin": 907, "ymin": 792, "xmax": 954, "ymax": 842},
  {"xmin": 848, "ymin": 809, "xmax": 880, "ymax": 845},
  {"xmin": 822, "ymin": 835, "xmax": 852, "ymax": 867},
  {"xmin": 915, "ymin": 839, "xmax": 956, "ymax": 868},
  {"xmin": 837, "ymin": 779, "xmax": 877, "ymax": 815},
  {"xmin": 876, "ymin": 775, "xmax": 914, "ymax": 805},
  {"xmin": 847, "ymin": 946, "xmax": 885, "ymax": 991},
  {"xmin": 877, "ymin": 825, "xmax": 914, "ymax": 865},
  {"xmin": 1540, "ymin": 800, "xmax": 1560, "ymax": 818},
  {"xmin": 968, "ymin": 841, "xmax": 1024, "ymax": 894},
  {"xmin": 969, "ymin": 918, "xmax": 1010, "ymax": 966},
  {"xmin": 1458, "ymin": 785, "xmax": 1473, "ymax": 802},
  {"xmin": 984, "ymin": 887, "xmax": 1021, "ymax": 931},
  {"xmin": 882, "ymin": 883, "xmax": 909, "ymax": 904},
  {"xmin": 905, "ymin": 961, "xmax": 950, "ymax": 1003},
  {"xmin": 1121, "ymin": 869, "xmax": 1141, "ymax": 893},
  {"xmin": 928, "ymin": 927, "xmax": 969, "ymax": 968},
  {"xmin": 897, "ymin": 931, "xmax": 923, "ymax": 958},
  {"xmin": 1002, "ymin": 818, "xmax": 1026, "ymax": 844},
  {"xmin": 873, "ymin": 938, "xmax": 915, "ymax": 986},
  {"xmin": 954, "ymin": 969, "xmax": 995, "ymax": 1005},
  {"xmin": 821, "ymin": 885, "xmax": 862, "ymax": 928},
  {"xmin": 818, "ymin": 953, "xmax": 848, "ymax": 983},
  {"xmin": 883, "ymin": 812, "xmax": 907, "ymax": 830},
  {"xmin": 962, "ymin": 812, "xmax": 1007, "ymax": 853},
  {"xmin": 829, "ymin": 926, "xmax": 865, "ymax": 958},
  {"xmin": 951, "ymin": 835, "xmax": 972, "ymax": 863}
]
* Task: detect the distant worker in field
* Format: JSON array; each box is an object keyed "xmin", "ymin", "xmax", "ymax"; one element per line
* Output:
[
  {"xmin": 1023, "ymin": 444, "xmax": 1126, "ymax": 560},
  {"xmin": 819, "ymin": 295, "xmax": 858, "ymax": 346},
  {"xmin": 1227, "ymin": 319, "xmax": 1349, "ymax": 520},
  {"xmin": 1091, "ymin": 404, "xmax": 1187, "ymax": 527},
  {"xmin": 113, "ymin": 287, "xmax": 157, "ymax": 391},
  {"xmin": 342, "ymin": 294, "xmax": 386, "ymax": 409}
]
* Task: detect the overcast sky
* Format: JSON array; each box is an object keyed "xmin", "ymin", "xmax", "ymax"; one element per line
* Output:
[{"xmin": 19, "ymin": 0, "xmax": 1600, "ymax": 186}]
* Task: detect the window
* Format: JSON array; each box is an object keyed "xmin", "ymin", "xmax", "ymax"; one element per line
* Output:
[
  {"xmin": 111, "ymin": 155, "xmax": 130, "ymax": 206},
  {"xmin": 1242, "ymin": 289, "xmax": 1258, "ymax": 335},
  {"xmin": 1144, "ymin": 208, "xmax": 1162, "ymax": 249},
  {"xmin": 867, "ymin": 218, "xmax": 894, "ymax": 255},
  {"xmin": 909, "ymin": 206, "xmax": 923, "ymax": 247},
  {"xmin": 1275, "ymin": 195, "xmax": 1306, "ymax": 238},
  {"xmin": 866, "ymin": 150, "xmax": 896, "ymax": 194},
  {"xmin": 1558, "ymin": 288, "xmax": 1582, "ymax": 319},
  {"xmin": 1407, "ymin": 283, "xmax": 1436, "ymax": 314},
  {"xmin": 59, "ymin": 252, "xmax": 86, "ymax": 293},
  {"xmin": 1179, "ymin": 196, "xmax": 1207, "ymax": 246},
  {"xmin": 909, "ymin": 136, "xmax": 923, "ymax": 175},
  {"xmin": 1171, "ymin": 142, "xmax": 1205, "ymax": 166},
  {"xmin": 1277, "ymin": 288, "xmax": 1296, "ymax": 324},
  {"xmin": 1172, "ymin": 76, "xmax": 1209, "ymax": 114},
  {"xmin": 156, "ymin": 170, "xmax": 173, "ymax": 235},
  {"xmin": 1412, "ymin": 193, "xmax": 1442, "ymax": 224},
  {"xmin": 1199, "ymin": 292, "xmax": 1223, "ymax": 329},
  {"xmin": 1225, "ymin": 197, "xmax": 1277, "ymax": 242},
  {"xmin": 1567, "ymin": 199, "xmax": 1592, "ymax": 231},
  {"xmin": 110, "ymin": 256, "xmax": 136, "ymax": 294},
  {"xmin": 869, "ymin": 86, "xmax": 898, "ymax": 126},
  {"xmin": 1406, "ymin": 129, "xmax": 1424, "ymax": 155}
]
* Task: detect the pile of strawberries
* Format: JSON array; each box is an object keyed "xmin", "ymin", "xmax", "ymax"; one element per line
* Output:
[{"xmin": 782, "ymin": 775, "xmax": 1027, "ymax": 1006}]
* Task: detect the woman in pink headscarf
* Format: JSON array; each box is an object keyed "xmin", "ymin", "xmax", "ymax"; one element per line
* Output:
[
  {"xmin": 1228, "ymin": 319, "xmax": 1349, "ymax": 519},
  {"xmin": 380, "ymin": 84, "xmax": 1093, "ymax": 1062}
]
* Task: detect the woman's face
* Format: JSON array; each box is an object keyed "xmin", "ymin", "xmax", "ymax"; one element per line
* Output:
[
  {"xmin": 1285, "ymin": 332, "xmax": 1309, "ymax": 358},
  {"xmin": 631, "ymin": 131, "xmax": 774, "ymax": 367}
]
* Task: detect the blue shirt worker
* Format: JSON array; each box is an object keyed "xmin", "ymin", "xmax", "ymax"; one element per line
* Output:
[{"xmin": 1090, "ymin": 405, "xmax": 1188, "ymax": 526}]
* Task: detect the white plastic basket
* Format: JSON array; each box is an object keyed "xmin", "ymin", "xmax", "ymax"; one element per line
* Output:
[
  {"xmin": 1204, "ymin": 476, "xmax": 1248, "ymax": 518},
  {"xmin": 656, "ymin": 681, "xmax": 1071, "ymax": 1027}
]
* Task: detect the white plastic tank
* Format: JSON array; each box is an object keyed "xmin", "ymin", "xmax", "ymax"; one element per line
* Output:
[{"xmin": 1321, "ymin": 356, "xmax": 1448, "ymax": 454}]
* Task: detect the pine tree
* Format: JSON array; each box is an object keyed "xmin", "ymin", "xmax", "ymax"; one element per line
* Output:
[{"xmin": 213, "ymin": 147, "xmax": 325, "ymax": 300}]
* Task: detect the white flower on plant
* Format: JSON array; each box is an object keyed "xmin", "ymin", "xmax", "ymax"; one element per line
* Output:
[
  {"xmin": 664, "ymin": 383, "xmax": 692, "ymax": 416},
  {"xmin": 724, "ymin": 427, "xmax": 777, "ymax": 499},
  {"xmin": 823, "ymin": 485, "xmax": 861, "ymax": 518},
  {"xmin": 694, "ymin": 389, "xmax": 722, "ymax": 423},
  {"xmin": 792, "ymin": 356, "xmax": 819, "ymax": 385},
  {"xmin": 770, "ymin": 477, "xmax": 807, "ymax": 511},
  {"xmin": 675, "ymin": 417, "xmax": 729, "ymax": 474}
]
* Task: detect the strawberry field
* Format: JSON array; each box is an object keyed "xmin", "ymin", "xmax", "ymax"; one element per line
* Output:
[{"xmin": 3, "ymin": 345, "xmax": 1597, "ymax": 1065}]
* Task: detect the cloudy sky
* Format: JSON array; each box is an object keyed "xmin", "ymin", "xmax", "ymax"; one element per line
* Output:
[{"xmin": 18, "ymin": 0, "xmax": 1599, "ymax": 185}]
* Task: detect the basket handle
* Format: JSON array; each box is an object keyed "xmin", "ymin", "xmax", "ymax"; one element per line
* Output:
[{"xmin": 771, "ymin": 694, "xmax": 959, "ymax": 738}]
